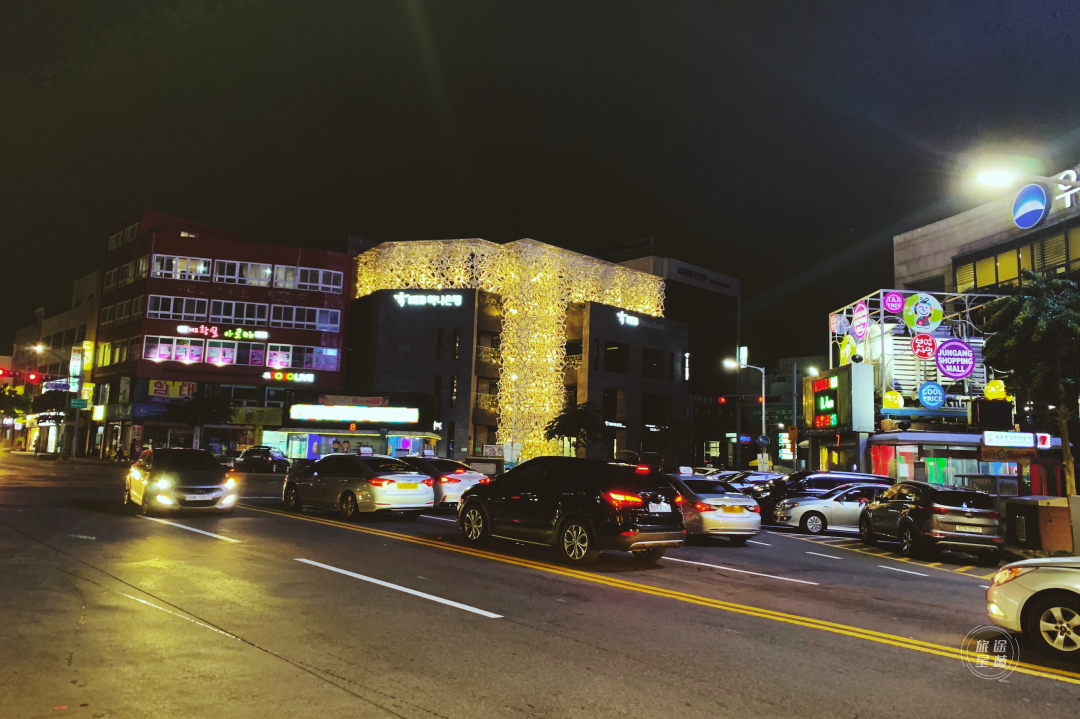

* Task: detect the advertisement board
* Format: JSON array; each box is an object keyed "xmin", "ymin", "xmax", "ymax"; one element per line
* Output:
[{"xmin": 801, "ymin": 363, "xmax": 874, "ymax": 436}]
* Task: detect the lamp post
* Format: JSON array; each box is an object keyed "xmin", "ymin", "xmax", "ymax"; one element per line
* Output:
[{"xmin": 724, "ymin": 358, "xmax": 767, "ymax": 470}]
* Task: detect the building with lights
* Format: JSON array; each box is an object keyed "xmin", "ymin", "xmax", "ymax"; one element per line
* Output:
[
  {"xmin": 88, "ymin": 210, "xmax": 349, "ymax": 458},
  {"xmin": 346, "ymin": 239, "xmax": 690, "ymax": 470}
]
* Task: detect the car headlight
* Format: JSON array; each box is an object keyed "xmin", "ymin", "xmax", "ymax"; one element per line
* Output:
[
  {"xmin": 225, "ymin": 476, "xmax": 236, "ymax": 488},
  {"xmin": 155, "ymin": 477, "xmax": 172, "ymax": 490},
  {"xmin": 990, "ymin": 566, "xmax": 1035, "ymax": 587}
]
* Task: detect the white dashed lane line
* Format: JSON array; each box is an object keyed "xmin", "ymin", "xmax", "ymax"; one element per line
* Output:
[
  {"xmin": 421, "ymin": 515, "xmax": 457, "ymax": 523},
  {"xmin": 805, "ymin": 551, "xmax": 843, "ymax": 560},
  {"xmin": 878, "ymin": 565, "xmax": 929, "ymax": 577},
  {"xmin": 746, "ymin": 539, "xmax": 771, "ymax": 546},
  {"xmin": 663, "ymin": 556, "xmax": 820, "ymax": 585},
  {"xmin": 138, "ymin": 515, "xmax": 241, "ymax": 542}
]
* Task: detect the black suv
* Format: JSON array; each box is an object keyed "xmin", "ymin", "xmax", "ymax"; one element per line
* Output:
[
  {"xmin": 234, "ymin": 446, "xmax": 290, "ymax": 474},
  {"xmin": 859, "ymin": 481, "xmax": 1003, "ymax": 565},
  {"xmin": 746, "ymin": 470, "xmax": 892, "ymax": 523},
  {"xmin": 457, "ymin": 456, "xmax": 685, "ymax": 565}
]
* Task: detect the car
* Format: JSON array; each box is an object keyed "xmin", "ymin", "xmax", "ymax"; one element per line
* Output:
[
  {"xmin": 124, "ymin": 448, "xmax": 238, "ymax": 514},
  {"xmin": 746, "ymin": 470, "xmax": 890, "ymax": 523},
  {"xmin": 398, "ymin": 456, "xmax": 491, "ymax": 509},
  {"xmin": 667, "ymin": 474, "xmax": 761, "ymax": 544},
  {"xmin": 214, "ymin": 448, "xmax": 241, "ymax": 468},
  {"xmin": 233, "ymin": 446, "xmax": 290, "ymax": 473},
  {"xmin": 693, "ymin": 467, "xmax": 740, "ymax": 478},
  {"xmin": 858, "ymin": 481, "xmax": 1003, "ymax": 565},
  {"xmin": 282, "ymin": 454, "xmax": 435, "ymax": 519},
  {"xmin": 774, "ymin": 482, "xmax": 890, "ymax": 534},
  {"xmin": 457, "ymin": 456, "xmax": 685, "ymax": 565},
  {"xmin": 986, "ymin": 556, "xmax": 1080, "ymax": 661}
]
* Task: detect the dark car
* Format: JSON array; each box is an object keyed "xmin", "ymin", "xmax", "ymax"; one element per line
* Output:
[
  {"xmin": 859, "ymin": 481, "xmax": 1003, "ymax": 565},
  {"xmin": 457, "ymin": 456, "xmax": 685, "ymax": 565},
  {"xmin": 124, "ymin": 448, "xmax": 237, "ymax": 514},
  {"xmin": 234, "ymin": 446, "xmax": 290, "ymax": 474},
  {"xmin": 746, "ymin": 470, "xmax": 892, "ymax": 523}
]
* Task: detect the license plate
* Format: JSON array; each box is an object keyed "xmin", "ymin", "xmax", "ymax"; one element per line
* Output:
[
  {"xmin": 397, "ymin": 483, "xmax": 418, "ymax": 490},
  {"xmin": 721, "ymin": 506, "xmax": 744, "ymax": 513},
  {"xmin": 648, "ymin": 502, "xmax": 671, "ymax": 513},
  {"xmin": 186, "ymin": 494, "xmax": 213, "ymax": 501},
  {"xmin": 955, "ymin": 525, "xmax": 982, "ymax": 533}
]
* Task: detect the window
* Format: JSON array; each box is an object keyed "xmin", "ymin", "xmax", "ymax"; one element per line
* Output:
[
  {"xmin": 450, "ymin": 375, "xmax": 458, "ymax": 407},
  {"xmin": 99, "ymin": 305, "xmax": 115, "ymax": 328},
  {"xmin": 269, "ymin": 305, "xmax": 340, "ymax": 331},
  {"xmin": 602, "ymin": 387, "xmax": 619, "ymax": 420},
  {"xmin": 131, "ymin": 295, "xmax": 145, "ymax": 320},
  {"xmin": 117, "ymin": 262, "xmax": 134, "ymax": 287},
  {"xmin": 210, "ymin": 300, "xmax": 268, "ymax": 326},
  {"xmin": 124, "ymin": 223, "xmax": 138, "ymax": 243},
  {"xmin": 641, "ymin": 347, "xmax": 664, "ymax": 380},
  {"xmin": 641, "ymin": 393, "xmax": 666, "ymax": 425},
  {"xmin": 266, "ymin": 388, "xmax": 286, "ymax": 408},
  {"xmin": 107, "ymin": 232, "xmax": 123, "ymax": 251},
  {"xmin": 358, "ymin": 457, "xmax": 414, "ymax": 474},
  {"xmin": 206, "ymin": 340, "xmax": 266, "ymax": 366},
  {"xmin": 152, "ymin": 255, "xmax": 212, "ymax": 281},
  {"xmin": 135, "ymin": 255, "xmax": 150, "ymax": 280},
  {"xmin": 955, "ymin": 263, "xmax": 974, "ymax": 292},
  {"xmin": 214, "ymin": 261, "xmax": 272, "ymax": 286},
  {"xmin": 143, "ymin": 336, "xmax": 205, "ymax": 363},
  {"xmin": 604, "ymin": 341, "xmax": 630, "ymax": 374},
  {"xmin": 997, "ymin": 249, "xmax": 1019, "ymax": 285},
  {"xmin": 146, "ymin": 296, "xmax": 208, "ymax": 322},
  {"xmin": 115, "ymin": 299, "xmax": 132, "ymax": 323},
  {"xmin": 103, "ymin": 269, "xmax": 118, "ymax": 293},
  {"xmin": 273, "ymin": 266, "xmax": 298, "ymax": 289},
  {"xmin": 76, "ymin": 324, "xmax": 87, "ymax": 343},
  {"xmin": 299, "ymin": 268, "xmax": 343, "ymax": 293},
  {"xmin": 127, "ymin": 336, "xmax": 142, "ymax": 360},
  {"xmin": 975, "ymin": 256, "xmax": 996, "ymax": 288},
  {"xmin": 434, "ymin": 375, "xmax": 442, "ymax": 403},
  {"xmin": 452, "ymin": 329, "xmax": 460, "ymax": 359},
  {"xmin": 436, "ymin": 329, "xmax": 444, "ymax": 359},
  {"xmin": 50, "ymin": 332, "xmax": 62, "ymax": 350},
  {"xmin": 266, "ymin": 344, "xmax": 338, "ymax": 370},
  {"xmin": 591, "ymin": 338, "xmax": 600, "ymax": 365},
  {"xmin": 62, "ymin": 328, "xmax": 76, "ymax": 347},
  {"xmin": 98, "ymin": 342, "xmax": 111, "ymax": 367},
  {"xmin": 1020, "ymin": 244, "xmax": 1033, "ymax": 272}
]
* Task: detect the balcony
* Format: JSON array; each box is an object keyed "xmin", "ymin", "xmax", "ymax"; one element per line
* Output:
[
  {"xmin": 564, "ymin": 354, "xmax": 582, "ymax": 370},
  {"xmin": 476, "ymin": 345, "xmax": 501, "ymax": 364},
  {"xmin": 474, "ymin": 392, "xmax": 499, "ymax": 412}
]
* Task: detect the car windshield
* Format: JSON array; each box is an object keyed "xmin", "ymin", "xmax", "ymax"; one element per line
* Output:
[
  {"xmin": 429, "ymin": 459, "xmax": 475, "ymax": 473},
  {"xmin": 153, "ymin": 450, "xmax": 222, "ymax": 471},
  {"xmin": 933, "ymin": 490, "xmax": 994, "ymax": 510},
  {"xmin": 683, "ymin": 479, "xmax": 738, "ymax": 495},
  {"xmin": 818, "ymin": 484, "xmax": 859, "ymax": 499}
]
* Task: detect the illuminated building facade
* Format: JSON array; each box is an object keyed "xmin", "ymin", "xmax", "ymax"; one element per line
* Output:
[
  {"xmin": 89, "ymin": 210, "xmax": 349, "ymax": 457},
  {"xmin": 349, "ymin": 239, "xmax": 688, "ymax": 467}
]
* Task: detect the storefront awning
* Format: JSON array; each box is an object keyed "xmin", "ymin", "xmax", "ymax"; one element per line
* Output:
[{"xmin": 870, "ymin": 430, "xmax": 1060, "ymax": 448}]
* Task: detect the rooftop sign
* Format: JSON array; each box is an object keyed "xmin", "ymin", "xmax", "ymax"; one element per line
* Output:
[{"xmin": 982, "ymin": 431, "xmax": 1034, "ymax": 448}]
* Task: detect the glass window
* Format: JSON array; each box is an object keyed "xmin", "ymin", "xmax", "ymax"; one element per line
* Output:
[
  {"xmin": 1019, "ymin": 244, "xmax": 1033, "ymax": 273},
  {"xmin": 209, "ymin": 300, "xmax": 268, "ymax": 326},
  {"xmin": 146, "ymin": 296, "xmax": 208, "ymax": 322},
  {"xmin": 997, "ymin": 250, "xmax": 1018, "ymax": 284},
  {"xmin": 135, "ymin": 255, "xmax": 150, "ymax": 280},
  {"xmin": 975, "ymin": 256, "xmax": 996, "ymax": 288},
  {"xmin": 206, "ymin": 340, "xmax": 237, "ymax": 365},
  {"xmin": 124, "ymin": 223, "xmax": 139, "ymax": 243},
  {"xmin": 103, "ymin": 269, "xmax": 118, "ymax": 293},
  {"xmin": 604, "ymin": 341, "xmax": 630, "ymax": 374},
  {"xmin": 273, "ymin": 266, "xmax": 298, "ymax": 289},
  {"xmin": 314, "ymin": 347, "xmax": 338, "ymax": 370},
  {"xmin": 143, "ymin": 336, "xmax": 204, "ymax": 363},
  {"xmin": 296, "ymin": 268, "xmax": 343, "ymax": 293},
  {"xmin": 270, "ymin": 305, "xmax": 338, "ymax": 330},
  {"xmin": 152, "ymin": 255, "xmax": 212, "ymax": 281},
  {"xmin": 131, "ymin": 295, "xmax": 144, "ymax": 320},
  {"xmin": 99, "ymin": 305, "xmax": 114, "ymax": 328},
  {"xmin": 641, "ymin": 347, "xmax": 664, "ymax": 380},
  {"xmin": 115, "ymin": 300, "xmax": 131, "ymax": 323},
  {"xmin": 214, "ymin": 261, "xmax": 273, "ymax": 286},
  {"xmin": 117, "ymin": 262, "xmax": 134, "ymax": 287},
  {"xmin": 1041, "ymin": 233, "xmax": 1067, "ymax": 273},
  {"xmin": 153, "ymin": 449, "xmax": 221, "ymax": 471},
  {"xmin": 954, "ymin": 263, "xmax": 974, "ymax": 292}
]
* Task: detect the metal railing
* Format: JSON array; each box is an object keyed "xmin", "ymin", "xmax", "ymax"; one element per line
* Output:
[
  {"xmin": 474, "ymin": 392, "xmax": 499, "ymax": 412},
  {"xmin": 476, "ymin": 345, "xmax": 500, "ymax": 364},
  {"xmin": 564, "ymin": 354, "xmax": 582, "ymax": 370}
]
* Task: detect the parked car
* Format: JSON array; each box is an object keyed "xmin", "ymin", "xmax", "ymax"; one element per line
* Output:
[
  {"xmin": 774, "ymin": 482, "xmax": 891, "ymax": 534},
  {"xmin": 398, "ymin": 456, "xmax": 491, "ymax": 509},
  {"xmin": 746, "ymin": 470, "xmax": 890, "ymax": 522},
  {"xmin": 124, "ymin": 448, "xmax": 237, "ymax": 514},
  {"xmin": 858, "ymin": 481, "xmax": 1003, "ymax": 565},
  {"xmin": 234, "ymin": 446, "xmax": 290, "ymax": 473},
  {"xmin": 283, "ymin": 454, "xmax": 434, "ymax": 519},
  {"xmin": 726, "ymin": 471, "xmax": 785, "ymax": 487},
  {"xmin": 457, "ymin": 457, "xmax": 685, "ymax": 565},
  {"xmin": 214, "ymin": 448, "xmax": 242, "ymax": 468},
  {"xmin": 667, "ymin": 474, "xmax": 761, "ymax": 544},
  {"xmin": 987, "ymin": 556, "xmax": 1080, "ymax": 661}
]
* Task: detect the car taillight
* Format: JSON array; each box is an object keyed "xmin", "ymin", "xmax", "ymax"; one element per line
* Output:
[
  {"xmin": 440, "ymin": 476, "xmax": 461, "ymax": 484},
  {"xmin": 454, "ymin": 468, "xmax": 466, "ymax": 473},
  {"xmin": 635, "ymin": 464, "xmax": 650, "ymax": 474},
  {"xmin": 478, "ymin": 477, "xmax": 492, "ymax": 484},
  {"xmin": 368, "ymin": 477, "xmax": 396, "ymax": 487},
  {"xmin": 929, "ymin": 506, "xmax": 949, "ymax": 514},
  {"xmin": 988, "ymin": 511, "xmax": 1000, "ymax": 520},
  {"xmin": 750, "ymin": 505, "xmax": 761, "ymax": 513},
  {"xmin": 673, "ymin": 494, "xmax": 684, "ymax": 505},
  {"xmin": 693, "ymin": 501, "xmax": 718, "ymax": 512},
  {"xmin": 603, "ymin": 491, "xmax": 644, "ymax": 509},
  {"xmin": 422, "ymin": 478, "xmax": 434, "ymax": 487}
]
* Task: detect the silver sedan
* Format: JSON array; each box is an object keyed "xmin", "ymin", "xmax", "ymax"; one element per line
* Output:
[
  {"xmin": 668, "ymin": 474, "xmax": 761, "ymax": 545},
  {"xmin": 774, "ymin": 482, "xmax": 890, "ymax": 534}
]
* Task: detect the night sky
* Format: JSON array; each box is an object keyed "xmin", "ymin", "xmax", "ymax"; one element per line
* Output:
[{"xmin": 5, "ymin": 1, "xmax": 1080, "ymax": 363}]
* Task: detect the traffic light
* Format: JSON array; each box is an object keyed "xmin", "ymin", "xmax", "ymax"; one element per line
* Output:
[
  {"xmin": 26, "ymin": 371, "xmax": 40, "ymax": 383},
  {"xmin": 717, "ymin": 396, "xmax": 727, "ymax": 404}
]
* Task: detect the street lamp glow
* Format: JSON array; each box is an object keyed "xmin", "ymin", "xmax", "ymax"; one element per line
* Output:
[
  {"xmin": 978, "ymin": 170, "xmax": 1017, "ymax": 188},
  {"xmin": 33, "ymin": 344, "xmax": 44, "ymax": 353},
  {"xmin": 722, "ymin": 358, "xmax": 739, "ymax": 370},
  {"xmin": 806, "ymin": 366, "xmax": 818, "ymax": 376}
]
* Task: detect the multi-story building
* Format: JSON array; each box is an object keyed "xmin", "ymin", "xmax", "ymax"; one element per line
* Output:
[
  {"xmin": 346, "ymin": 239, "xmax": 689, "ymax": 471},
  {"xmin": 90, "ymin": 211, "xmax": 349, "ymax": 458}
]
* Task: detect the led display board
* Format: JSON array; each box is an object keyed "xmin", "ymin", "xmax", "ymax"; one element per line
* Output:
[
  {"xmin": 289, "ymin": 404, "xmax": 420, "ymax": 424},
  {"xmin": 801, "ymin": 363, "xmax": 874, "ymax": 436}
]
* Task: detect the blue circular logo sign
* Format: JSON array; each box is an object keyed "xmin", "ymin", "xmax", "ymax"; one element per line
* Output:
[
  {"xmin": 918, "ymin": 381, "xmax": 946, "ymax": 409},
  {"xmin": 1012, "ymin": 183, "xmax": 1050, "ymax": 229}
]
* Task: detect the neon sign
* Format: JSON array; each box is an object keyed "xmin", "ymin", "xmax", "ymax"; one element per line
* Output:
[
  {"xmin": 393, "ymin": 292, "xmax": 463, "ymax": 308},
  {"xmin": 616, "ymin": 311, "xmax": 639, "ymax": 327},
  {"xmin": 179, "ymin": 325, "xmax": 268, "ymax": 341},
  {"xmin": 290, "ymin": 404, "xmax": 420, "ymax": 423},
  {"xmin": 261, "ymin": 371, "xmax": 315, "ymax": 383}
]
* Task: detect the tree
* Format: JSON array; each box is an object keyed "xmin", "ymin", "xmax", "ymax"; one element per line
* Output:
[
  {"xmin": 983, "ymin": 270, "xmax": 1080, "ymax": 496},
  {"xmin": 544, "ymin": 402, "xmax": 604, "ymax": 456},
  {"xmin": 0, "ymin": 386, "xmax": 30, "ymax": 420},
  {"xmin": 162, "ymin": 389, "xmax": 235, "ymax": 428}
]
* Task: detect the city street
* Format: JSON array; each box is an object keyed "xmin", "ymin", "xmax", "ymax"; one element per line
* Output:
[{"xmin": 1, "ymin": 454, "xmax": 1078, "ymax": 719}]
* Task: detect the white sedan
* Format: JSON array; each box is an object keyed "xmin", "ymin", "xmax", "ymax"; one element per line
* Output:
[
  {"xmin": 987, "ymin": 556, "xmax": 1080, "ymax": 661},
  {"xmin": 399, "ymin": 456, "xmax": 491, "ymax": 509},
  {"xmin": 773, "ymin": 482, "xmax": 891, "ymax": 534}
]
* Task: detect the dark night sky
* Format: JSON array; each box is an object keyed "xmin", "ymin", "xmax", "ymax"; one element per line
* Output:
[{"xmin": 5, "ymin": 1, "xmax": 1080, "ymax": 363}]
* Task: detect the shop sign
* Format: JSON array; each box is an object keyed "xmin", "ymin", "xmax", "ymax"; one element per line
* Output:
[
  {"xmin": 902, "ymin": 293, "xmax": 944, "ymax": 332},
  {"xmin": 936, "ymin": 339, "xmax": 975, "ymax": 379},
  {"xmin": 318, "ymin": 395, "xmax": 388, "ymax": 407},
  {"xmin": 118, "ymin": 377, "xmax": 131, "ymax": 404},
  {"xmin": 230, "ymin": 407, "xmax": 283, "ymax": 426},
  {"xmin": 177, "ymin": 324, "xmax": 269, "ymax": 340},
  {"xmin": 1037, "ymin": 432, "xmax": 1052, "ymax": 449},
  {"xmin": 82, "ymin": 340, "xmax": 94, "ymax": 371},
  {"xmin": 983, "ymin": 431, "xmax": 1034, "ymax": 448},
  {"xmin": 851, "ymin": 302, "xmax": 870, "ymax": 339},
  {"xmin": 289, "ymin": 404, "xmax": 419, "ymax": 424},
  {"xmin": 918, "ymin": 382, "xmax": 946, "ymax": 409},
  {"xmin": 883, "ymin": 292, "xmax": 905, "ymax": 313},
  {"xmin": 69, "ymin": 347, "xmax": 84, "ymax": 380},
  {"xmin": 150, "ymin": 379, "xmax": 197, "ymax": 399},
  {"xmin": 839, "ymin": 335, "xmax": 858, "ymax": 366},
  {"xmin": 392, "ymin": 292, "xmax": 463, "ymax": 308},
  {"xmin": 106, "ymin": 404, "xmax": 132, "ymax": 420},
  {"xmin": 604, "ymin": 420, "xmax": 626, "ymax": 428},
  {"xmin": 92, "ymin": 405, "xmax": 105, "ymax": 421},
  {"xmin": 616, "ymin": 310, "xmax": 663, "ymax": 330},
  {"xmin": 261, "ymin": 371, "xmax": 315, "ymax": 383},
  {"xmin": 979, "ymin": 446, "xmax": 1036, "ymax": 462},
  {"xmin": 482, "ymin": 444, "xmax": 503, "ymax": 457},
  {"xmin": 1012, "ymin": 183, "xmax": 1051, "ymax": 230},
  {"xmin": 829, "ymin": 314, "xmax": 839, "ymax": 332},
  {"xmin": 910, "ymin": 333, "xmax": 937, "ymax": 359},
  {"xmin": 223, "ymin": 328, "xmax": 269, "ymax": 340},
  {"xmin": 810, "ymin": 375, "xmax": 839, "ymax": 428}
]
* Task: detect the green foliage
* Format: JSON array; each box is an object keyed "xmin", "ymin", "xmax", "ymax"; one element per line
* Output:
[
  {"xmin": 162, "ymin": 389, "xmax": 235, "ymax": 427},
  {"xmin": 0, "ymin": 386, "xmax": 30, "ymax": 417},
  {"xmin": 30, "ymin": 390, "xmax": 68, "ymax": 415},
  {"xmin": 544, "ymin": 402, "xmax": 605, "ymax": 453}
]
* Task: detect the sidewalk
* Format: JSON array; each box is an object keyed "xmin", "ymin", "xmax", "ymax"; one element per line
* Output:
[{"xmin": 0, "ymin": 450, "xmax": 121, "ymax": 466}]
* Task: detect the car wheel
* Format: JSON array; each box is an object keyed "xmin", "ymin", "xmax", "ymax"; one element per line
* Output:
[
  {"xmin": 632, "ymin": 547, "xmax": 666, "ymax": 562},
  {"xmin": 977, "ymin": 549, "xmax": 1001, "ymax": 567},
  {"xmin": 859, "ymin": 515, "xmax": 877, "ymax": 545},
  {"xmin": 556, "ymin": 519, "xmax": 600, "ymax": 566},
  {"xmin": 801, "ymin": 512, "xmax": 827, "ymax": 535},
  {"xmin": 338, "ymin": 491, "xmax": 358, "ymax": 521},
  {"xmin": 283, "ymin": 484, "xmax": 302, "ymax": 512},
  {"xmin": 1026, "ymin": 593, "xmax": 1080, "ymax": 661},
  {"xmin": 461, "ymin": 504, "xmax": 489, "ymax": 544},
  {"xmin": 400, "ymin": 510, "xmax": 421, "ymax": 520},
  {"xmin": 899, "ymin": 524, "xmax": 922, "ymax": 558},
  {"xmin": 728, "ymin": 536, "xmax": 749, "ymax": 546}
]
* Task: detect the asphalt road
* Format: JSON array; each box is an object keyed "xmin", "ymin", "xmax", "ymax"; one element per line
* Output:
[{"xmin": 2, "ymin": 454, "xmax": 1079, "ymax": 719}]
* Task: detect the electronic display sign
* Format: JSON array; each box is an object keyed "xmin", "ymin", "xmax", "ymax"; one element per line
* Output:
[
  {"xmin": 801, "ymin": 364, "xmax": 874, "ymax": 436},
  {"xmin": 811, "ymin": 375, "xmax": 839, "ymax": 428}
]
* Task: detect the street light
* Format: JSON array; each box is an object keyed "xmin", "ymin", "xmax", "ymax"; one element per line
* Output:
[
  {"xmin": 33, "ymin": 344, "xmax": 44, "ymax": 353},
  {"xmin": 723, "ymin": 357, "xmax": 767, "ymax": 469},
  {"xmin": 806, "ymin": 366, "xmax": 818, "ymax": 376}
]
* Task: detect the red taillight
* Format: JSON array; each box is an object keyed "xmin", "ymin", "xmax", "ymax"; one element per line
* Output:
[
  {"xmin": 673, "ymin": 494, "xmax": 684, "ymax": 505},
  {"xmin": 988, "ymin": 511, "xmax": 1001, "ymax": 521},
  {"xmin": 422, "ymin": 478, "xmax": 434, "ymax": 487},
  {"xmin": 635, "ymin": 464, "xmax": 650, "ymax": 474},
  {"xmin": 454, "ymin": 468, "xmax": 465, "ymax": 473},
  {"xmin": 603, "ymin": 491, "xmax": 644, "ymax": 509},
  {"xmin": 368, "ymin": 478, "xmax": 395, "ymax": 487},
  {"xmin": 693, "ymin": 501, "xmax": 718, "ymax": 512},
  {"xmin": 478, "ymin": 477, "xmax": 492, "ymax": 484},
  {"xmin": 620, "ymin": 529, "xmax": 639, "ymax": 537},
  {"xmin": 929, "ymin": 506, "xmax": 949, "ymax": 514},
  {"xmin": 750, "ymin": 505, "xmax": 761, "ymax": 513},
  {"xmin": 440, "ymin": 476, "xmax": 461, "ymax": 484}
]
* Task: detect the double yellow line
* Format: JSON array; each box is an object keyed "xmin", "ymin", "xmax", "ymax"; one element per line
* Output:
[{"xmin": 240, "ymin": 504, "xmax": 1080, "ymax": 685}]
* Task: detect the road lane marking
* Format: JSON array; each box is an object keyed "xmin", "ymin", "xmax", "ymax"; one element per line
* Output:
[
  {"xmin": 805, "ymin": 551, "xmax": 843, "ymax": 560},
  {"xmin": 421, "ymin": 515, "xmax": 457, "ymax": 523},
  {"xmin": 239, "ymin": 504, "xmax": 1080, "ymax": 686},
  {"xmin": 138, "ymin": 516, "xmax": 241, "ymax": 542},
  {"xmin": 780, "ymin": 532, "xmax": 993, "ymax": 581},
  {"xmin": 878, "ymin": 565, "xmax": 929, "ymax": 577},
  {"xmin": 663, "ymin": 556, "xmax": 819, "ymax": 585},
  {"xmin": 295, "ymin": 558, "xmax": 502, "ymax": 618},
  {"xmin": 746, "ymin": 539, "xmax": 771, "ymax": 546}
]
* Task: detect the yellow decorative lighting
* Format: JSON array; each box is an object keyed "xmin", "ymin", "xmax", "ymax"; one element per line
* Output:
[{"xmin": 355, "ymin": 239, "xmax": 665, "ymax": 461}]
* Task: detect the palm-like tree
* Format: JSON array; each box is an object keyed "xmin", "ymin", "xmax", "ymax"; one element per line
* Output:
[{"xmin": 544, "ymin": 402, "xmax": 604, "ymax": 456}]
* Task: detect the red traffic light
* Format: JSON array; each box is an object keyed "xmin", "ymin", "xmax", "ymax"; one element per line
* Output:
[
  {"xmin": 26, "ymin": 372, "xmax": 39, "ymax": 382},
  {"xmin": 717, "ymin": 396, "xmax": 727, "ymax": 404},
  {"xmin": 758, "ymin": 396, "xmax": 764, "ymax": 403}
]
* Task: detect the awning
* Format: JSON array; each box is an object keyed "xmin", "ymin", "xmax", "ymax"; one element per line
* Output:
[{"xmin": 869, "ymin": 431, "xmax": 1060, "ymax": 448}]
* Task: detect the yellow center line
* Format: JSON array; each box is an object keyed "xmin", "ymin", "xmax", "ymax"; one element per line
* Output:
[{"xmin": 238, "ymin": 504, "xmax": 1080, "ymax": 685}]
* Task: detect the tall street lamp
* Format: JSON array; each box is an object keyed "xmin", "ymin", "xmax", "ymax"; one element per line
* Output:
[{"xmin": 724, "ymin": 358, "xmax": 767, "ymax": 469}]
